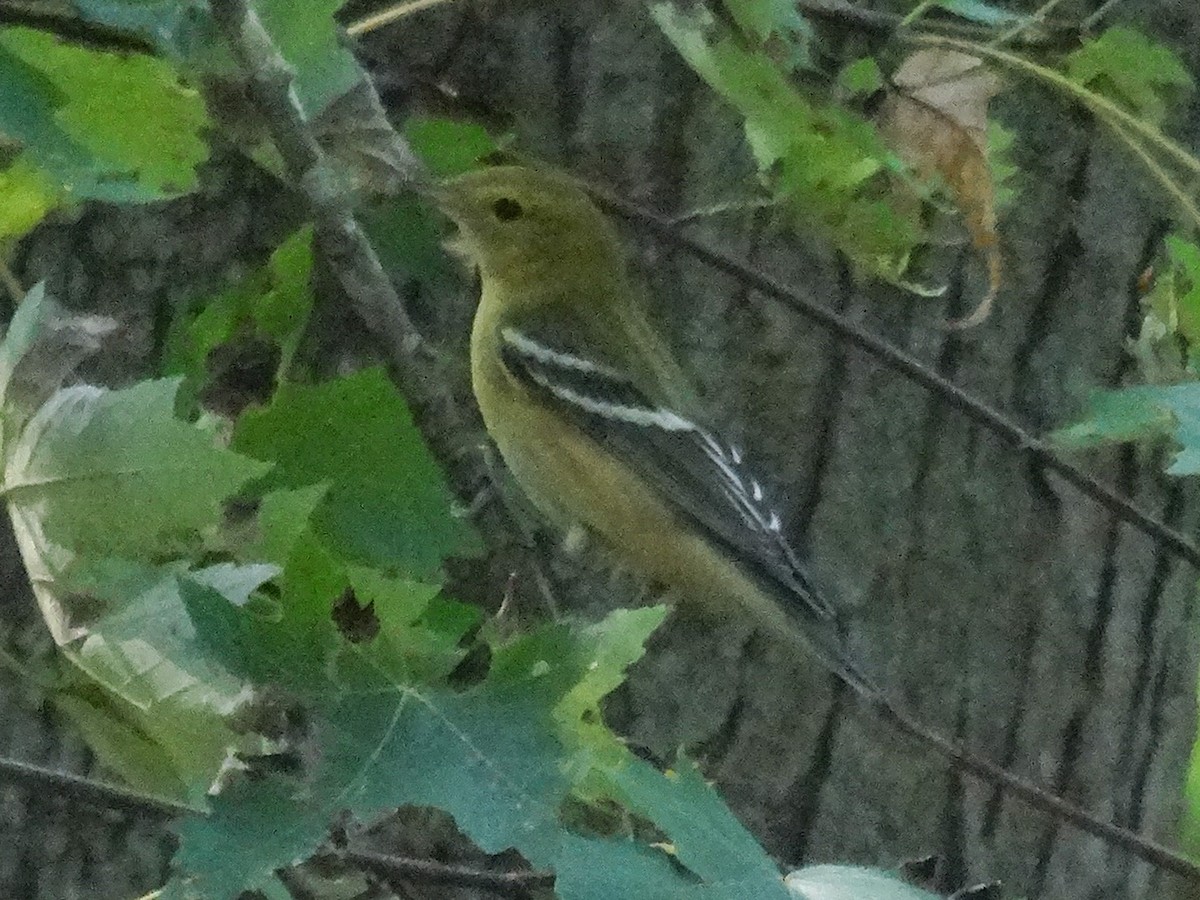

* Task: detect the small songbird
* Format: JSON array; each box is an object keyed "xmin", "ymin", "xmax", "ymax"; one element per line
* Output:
[
  {"xmin": 433, "ymin": 164, "xmax": 873, "ymax": 692},
  {"xmin": 424, "ymin": 166, "xmax": 1195, "ymax": 876}
]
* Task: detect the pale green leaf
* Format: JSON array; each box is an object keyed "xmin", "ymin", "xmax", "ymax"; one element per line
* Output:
[
  {"xmin": 839, "ymin": 57, "xmax": 883, "ymax": 97},
  {"xmin": 257, "ymin": 0, "xmax": 360, "ymax": 115},
  {"xmin": 786, "ymin": 864, "xmax": 940, "ymax": 899},
  {"xmin": 1053, "ymin": 384, "xmax": 1200, "ymax": 474},
  {"xmin": 4, "ymin": 379, "xmax": 270, "ymax": 558},
  {"xmin": 0, "ymin": 27, "xmax": 210, "ymax": 200},
  {"xmin": 0, "ymin": 155, "xmax": 58, "ymax": 239}
]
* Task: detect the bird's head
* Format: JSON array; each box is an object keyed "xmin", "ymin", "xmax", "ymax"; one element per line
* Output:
[{"xmin": 433, "ymin": 165, "xmax": 625, "ymax": 288}]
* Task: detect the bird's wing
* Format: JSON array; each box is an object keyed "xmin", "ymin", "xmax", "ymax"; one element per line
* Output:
[{"xmin": 498, "ymin": 324, "xmax": 836, "ymax": 624}]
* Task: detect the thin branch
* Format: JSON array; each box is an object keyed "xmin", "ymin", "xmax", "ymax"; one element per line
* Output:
[
  {"xmin": 1081, "ymin": 0, "xmax": 1131, "ymax": 31},
  {"xmin": 1105, "ymin": 117, "xmax": 1200, "ymax": 232},
  {"xmin": 988, "ymin": 0, "xmax": 1072, "ymax": 47},
  {"xmin": 345, "ymin": 0, "xmax": 461, "ymax": 37},
  {"xmin": 794, "ymin": 0, "xmax": 1081, "ymax": 49},
  {"xmin": 0, "ymin": 256, "xmax": 24, "ymax": 304},
  {"xmin": 589, "ymin": 186, "xmax": 1200, "ymax": 572},
  {"xmin": 345, "ymin": 846, "xmax": 554, "ymax": 896},
  {"xmin": 0, "ymin": 754, "xmax": 552, "ymax": 894},
  {"xmin": 899, "ymin": 0, "xmax": 938, "ymax": 29},
  {"xmin": 0, "ymin": 754, "xmax": 192, "ymax": 819},
  {"xmin": 868, "ymin": 695, "xmax": 1200, "ymax": 883},
  {"xmin": 208, "ymin": 0, "xmax": 427, "ymax": 390}
]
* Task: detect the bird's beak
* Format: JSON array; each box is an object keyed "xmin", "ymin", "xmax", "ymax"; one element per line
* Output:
[
  {"xmin": 413, "ymin": 181, "xmax": 477, "ymax": 265},
  {"xmin": 411, "ymin": 179, "xmax": 468, "ymax": 222}
]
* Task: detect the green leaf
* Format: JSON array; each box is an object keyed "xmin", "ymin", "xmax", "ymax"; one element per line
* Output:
[
  {"xmin": 1063, "ymin": 26, "xmax": 1193, "ymax": 125},
  {"xmin": 555, "ymin": 606, "xmax": 669, "ymax": 748},
  {"xmin": 163, "ymin": 227, "xmax": 315, "ymax": 406},
  {"xmin": 0, "ymin": 156, "xmax": 58, "ymax": 239},
  {"xmin": 359, "ymin": 195, "xmax": 454, "ymax": 282},
  {"xmin": 168, "ymin": 507, "xmax": 764, "ymax": 899},
  {"xmin": 0, "ymin": 281, "xmax": 53, "ymax": 414},
  {"xmin": 1052, "ymin": 387, "xmax": 1177, "ymax": 449},
  {"xmin": 0, "ymin": 26, "xmax": 210, "ymax": 201},
  {"xmin": 839, "ymin": 58, "xmax": 883, "ymax": 97},
  {"xmin": 0, "ymin": 283, "xmax": 117, "ymax": 436},
  {"xmin": 3, "ymin": 379, "xmax": 270, "ymax": 559},
  {"xmin": 76, "ymin": 0, "xmax": 361, "ymax": 118},
  {"xmin": 1052, "ymin": 384, "xmax": 1200, "ymax": 474},
  {"xmin": 191, "ymin": 562, "xmax": 281, "ymax": 607},
  {"xmin": 52, "ymin": 557, "xmax": 276, "ymax": 804},
  {"xmin": 603, "ymin": 758, "xmax": 788, "ymax": 895},
  {"xmin": 648, "ymin": 2, "xmax": 921, "ymax": 278},
  {"xmin": 55, "ymin": 689, "xmax": 197, "ymax": 803},
  {"xmin": 171, "ymin": 590, "xmax": 786, "ymax": 900},
  {"xmin": 251, "ymin": 484, "xmax": 330, "ymax": 563},
  {"xmin": 72, "ymin": 0, "xmax": 210, "ymax": 60},
  {"xmin": 1163, "ymin": 236, "xmax": 1200, "ymax": 350},
  {"xmin": 57, "ymin": 658, "xmax": 238, "ymax": 807},
  {"xmin": 257, "ymin": 0, "xmax": 360, "ymax": 115},
  {"xmin": 232, "ymin": 368, "xmax": 480, "ymax": 578},
  {"xmin": 404, "ymin": 116, "xmax": 500, "ymax": 177},
  {"xmin": 169, "ymin": 777, "xmax": 332, "ymax": 898},
  {"xmin": 786, "ymin": 864, "xmax": 941, "ymax": 899},
  {"xmin": 723, "ymin": 0, "xmax": 814, "ymax": 71}
]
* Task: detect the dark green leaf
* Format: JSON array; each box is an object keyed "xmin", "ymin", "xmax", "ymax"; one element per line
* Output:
[{"xmin": 232, "ymin": 368, "xmax": 480, "ymax": 578}]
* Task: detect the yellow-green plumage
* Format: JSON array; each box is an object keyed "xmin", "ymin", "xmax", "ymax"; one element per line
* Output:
[{"xmin": 436, "ymin": 165, "xmax": 834, "ymax": 653}]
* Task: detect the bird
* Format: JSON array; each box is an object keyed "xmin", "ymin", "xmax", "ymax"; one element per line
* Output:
[
  {"xmin": 425, "ymin": 164, "xmax": 1200, "ymax": 878},
  {"xmin": 431, "ymin": 164, "xmax": 873, "ymax": 692}
]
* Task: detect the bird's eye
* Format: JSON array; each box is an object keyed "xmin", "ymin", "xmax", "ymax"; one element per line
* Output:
[{"xmin": 491, "ymin": 197, "xmax": 524, "ymax": 222}]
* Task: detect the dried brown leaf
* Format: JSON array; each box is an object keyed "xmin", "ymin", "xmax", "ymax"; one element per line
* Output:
[{"xmin": 880, "ymin": 49, "xmax": 1003, "ymax": 327}]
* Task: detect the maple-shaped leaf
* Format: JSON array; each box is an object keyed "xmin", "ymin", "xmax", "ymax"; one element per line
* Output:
[{"xmin": 880, "ymin": 49, "xmax": 1003, "ymax": 327}]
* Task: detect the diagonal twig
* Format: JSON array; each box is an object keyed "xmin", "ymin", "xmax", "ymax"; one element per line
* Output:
[
  {"xmin": 208, "ymin": 0, "xmax": 428, "ymax": 390},
  {"xmin": 346, "ymin": 846, "xmax": 554, "ymax": 896}
]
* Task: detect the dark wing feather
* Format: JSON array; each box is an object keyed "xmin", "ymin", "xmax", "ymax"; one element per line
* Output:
[{"xmin": 499, "ymin": 326, "xmax": 835, "ymax": 624}]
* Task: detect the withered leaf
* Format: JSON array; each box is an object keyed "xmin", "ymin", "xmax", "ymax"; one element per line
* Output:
[{"xmin": 880, "ymin": 49, "xmax": 1002, "ymax": 327}]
